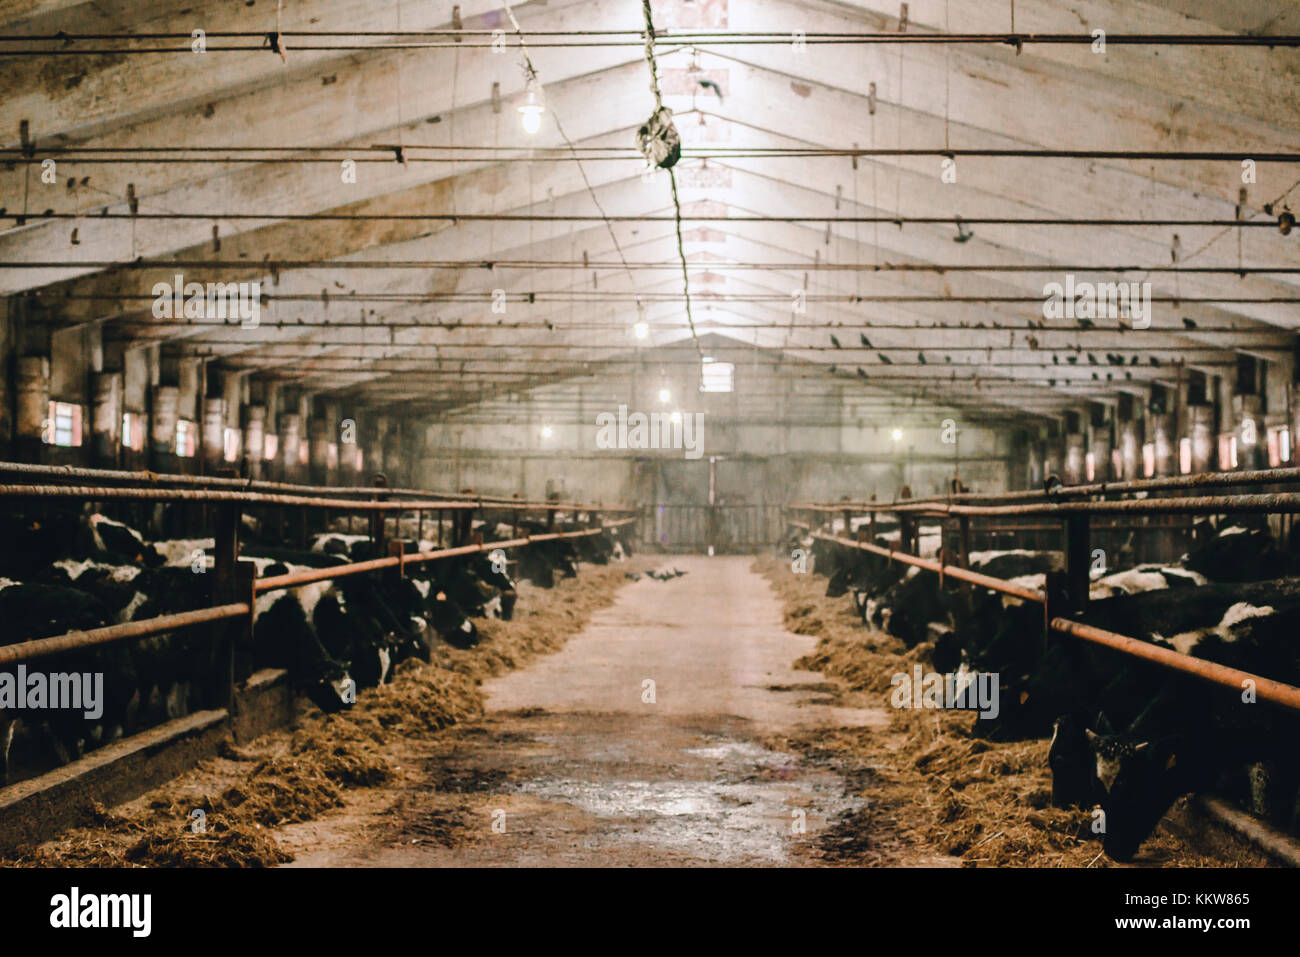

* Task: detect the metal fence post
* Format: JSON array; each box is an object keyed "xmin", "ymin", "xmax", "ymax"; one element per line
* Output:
[
  {"xmin": 369, "ymin": 473, "xmax": 388, "ymax": 558},
  {"xmin": 1063, "ymin": 514, "xmax": 1091, "ymax": 613},
  {"xmin": 211, "ymin": 503, "xmax": 242, "ymax": 718}
]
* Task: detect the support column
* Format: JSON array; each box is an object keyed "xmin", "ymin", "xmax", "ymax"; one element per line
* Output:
[
  {"xmin": 1042, "ymin": 433, "xmax": 1064, "ymax": 482},
  {"xmin": 90, "ymin": 372, "xmax": 123, "ymax": 468},
  {"xmin": 382, "ymin": 421, "xmax": 403, "ymax": 485},
  {"xmin": 1088, "ymin": 432, "xmax": 1112, "ymax": 483},
  {"xmin": 1188, "ymin": 404, "xmax": 1215, "ymax": 473},
  {"xmin": 1151, "ymin": 413, "xmax": 1175, "ymax": 476},
  {"xmin": 1063, "ymin": 433, "xmax": 1085, "ymax": 485},
  {"xmin": 150, "ymin": 384, "xmax": 180, "ymax": 473},
  {"xmin": 278, "ymin": 412, "xmax": 301, "ymax": 483},
  {"xmin": 201, "ymin": 396, "xmax": 225, "ymax": 474},
  {"xmin": 1234, "ymin": 393, "xmax": 1264, "ymax": 471},
  {"xmin": 308, "ymin": 415, "xmax": 330, "ymax": 485},
  {"xmin": 14, "ymin": 355, "xmax": 50, "ymax": 463},
  {"xmin": 1119, "ymin": 419, "xmax": 1140, "ymax": 480},
  {"xmin": 242, "ymin": 404, "xmax": 267, "ymax": 479}
]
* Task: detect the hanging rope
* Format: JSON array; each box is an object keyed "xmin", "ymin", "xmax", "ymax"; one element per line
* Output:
[{"xmin": 639, "ymin": 0, "xmax": 701, "ymax": 359}]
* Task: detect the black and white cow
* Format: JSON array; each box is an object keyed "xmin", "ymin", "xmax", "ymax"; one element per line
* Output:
[{"xmin": 1048, "ymin": 581, "xmax": 1300, "ymax": 859}]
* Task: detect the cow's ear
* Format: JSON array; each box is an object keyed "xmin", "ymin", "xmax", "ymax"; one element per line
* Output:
[
  {"xmin": 1133, "ymin": 741, "xmax": 1150, "ymax": 753},
  {"xmin": 1084, "ymin": 729, "xmax": 1099, "ymax": 745}
]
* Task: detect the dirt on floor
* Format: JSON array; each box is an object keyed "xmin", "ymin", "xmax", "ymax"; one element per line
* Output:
[
  {"xmin": 755, "ymin": 554, "xmax": 1271, "ymax": 868},
  {"xmin": 3, "ymin": 560, "xmax": 650, "ymax": 868}
]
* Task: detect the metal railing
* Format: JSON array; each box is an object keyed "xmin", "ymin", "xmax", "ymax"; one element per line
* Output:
[
  {"xmin": 800, "ymin": 512, "xmax": 1300, "ymax": 712},
  {"xmin": 0, "ymin": 468, "xmax": 638, "ymax": 749}
]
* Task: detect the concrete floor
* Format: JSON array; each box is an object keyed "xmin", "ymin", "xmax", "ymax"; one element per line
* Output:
[{"xmin": 291, "ymin": 556, "xmax": 891, "ymax": 867}]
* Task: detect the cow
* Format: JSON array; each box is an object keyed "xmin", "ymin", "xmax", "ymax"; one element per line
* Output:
[{"xmin": 1049, "ymin": 582, "xmax": 1300, "ymax": 859}]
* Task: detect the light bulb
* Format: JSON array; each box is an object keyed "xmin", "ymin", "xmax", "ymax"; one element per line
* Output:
[
  {"xmin": 670, "ymin": 411, "xmax": 682, "ymax": 424},
  {"xmin": 518, "ymin": 88, "xmax": 545, "ymax": 135},
  {"xmin": 541, "ymin": 425, "xmax": 552, "ymax": 438},
  {"xmin": 891, "ymin": 428, "xmax": 903, "ymax": 441},
  {"xmin": 634, "ymin": 321, "xmax": 648, "ymax": 339},
  {"xmin": 659, "ymin": 388, "xmax": 671, "ymax": 403}
]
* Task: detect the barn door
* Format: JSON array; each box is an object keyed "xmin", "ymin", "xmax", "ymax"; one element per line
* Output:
[{"xmin": 640, "ymin": 457, "xmax": 781, "ymax": 553}]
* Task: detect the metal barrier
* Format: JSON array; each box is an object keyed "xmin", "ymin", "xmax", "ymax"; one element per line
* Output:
[
  {"xmin": 0, "ymin": 470, "xmax": 638, "ymax": 743},
  {"xmin": 806, "ymin": 527, "xmax": 1300, "ymax": 714}
]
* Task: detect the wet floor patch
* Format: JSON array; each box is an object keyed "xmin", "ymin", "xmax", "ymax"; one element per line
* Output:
[{"xmin": 374, "ymin": 711, "xmax": 876, "ymax": 866}]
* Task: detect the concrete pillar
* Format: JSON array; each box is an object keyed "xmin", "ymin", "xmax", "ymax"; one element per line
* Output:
[
  {"xmin": 242, "ymin": 404, "xmax": 267, "ymax": 479},
  {"xmin": 278, "ymin": 412, "xmax": 301, "ymax": 482},
  {"xmin": 90, "ymin": 372, "xmax": 123, "ymax": 467},
  {"xmin": 1290, "ymin": 391, "xmax": 1300, "ymax": 466},
  {"xmin": 15, "ymin": 355, "xmax": 50, "ymax": 462},
  {"xmin": 308, "ymin": 415, "xmax": 331, "ymax": 484},
  {"xmin": 1089, "ymin": 433, "xmax": 1112, "ymax": 482},
  {"xmin": 1234, "ymin": 393, "xmax": 1264, "ymax": 471},
  {"xmin": 1064, "ymin": 433, "xmax": 1085, "ymax": 485},
  {"xmin": 1025, "ymin": 437, "xmax": 1043, "ymax": 489},
  {"xmin": 382, "ymin": 422, "xmax": 404, "ymax": 484},
  {"xmin": 370, "ymin": 417, "xmax": 390, "ymax": 480},
  {"xmin": 1188, "ymin": 404, "xmax": 1215, "ymax": 473},
  {"xmin": 338, "ymin": 414, "xmax": 361, "ymax": 483},
  {"xmin": 1119, "ymin": 420, "xmax": 1140, "ymax": 480},
  {"xmin": 1151, "ymin": 413, "xmax": 1175, "ymax": 476},
  {"xmin": 201, "ymin": 396, "xmax": 226, "ymax": 473},
  {"xmin": 151, "ymin": 384, "xmax": 180, "ymax": 472}
]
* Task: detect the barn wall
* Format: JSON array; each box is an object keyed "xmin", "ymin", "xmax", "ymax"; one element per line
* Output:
[{"xmin": 408, "ymin": 346, "xmax": 1018, "ymax": 504}]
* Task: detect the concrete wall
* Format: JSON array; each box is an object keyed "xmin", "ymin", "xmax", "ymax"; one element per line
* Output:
[{"xmin": 410, "ymin": 346, "xmax": 1017, "ymax": 504}]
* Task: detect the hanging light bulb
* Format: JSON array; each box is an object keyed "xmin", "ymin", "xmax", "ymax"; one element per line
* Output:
[
  {"xmin": 634, "ymin": 321, "xmax": 648, "ymax": 339},
  {"xmin": 518, "ymin": 76, "xmax": 545, "ymax": 135}
]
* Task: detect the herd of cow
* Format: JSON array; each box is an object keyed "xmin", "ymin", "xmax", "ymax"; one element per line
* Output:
[
  {"xmin": 800, "ymin": 519, "xmax": 1300, "ymax": 861},
  {"xmin": 0, "ymin": 505, "xmax": 628, "ymax": 787}
]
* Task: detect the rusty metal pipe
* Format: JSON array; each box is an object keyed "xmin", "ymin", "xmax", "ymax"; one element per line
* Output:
[
  {"xmin": 1050, "ymin": 618, "xmax": 1300, "ymax": 712},
  {"xmin": 889, "ymin": 494, "xmax": 1300, "ymax": 517},
  {"xmin": 0, "ymin": 604, "xmax": 250, "ymax": 665},
  {"xmin": 0, "ymin": 484, "xmax": 481, "ymax": 510},
  {"xmin": 0, "ymin": 461, "xmax": 635, "ymax": 512},
  {"xmin": 790, "ymin": 467, "xmax": 1300, "ymax": 512},
  {"xmin": 815, "ymin": 532, "xmax": 1300, "ymax": 713},
  {"xmin": 813, "ymin": 532, "xmax": 1045, "ymax": 603},
  {"xmin": 255, "ymin": 524, "xmax": 625, "ymax": 592},
  {"xmin": 5, "ymin": 523, "xmax": 626, "ymax": 663}
]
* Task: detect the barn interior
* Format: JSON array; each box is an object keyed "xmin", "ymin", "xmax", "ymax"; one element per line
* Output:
[{"xmin": 1, "ymin": 0, "xmax": 1299, "ymax": 874}]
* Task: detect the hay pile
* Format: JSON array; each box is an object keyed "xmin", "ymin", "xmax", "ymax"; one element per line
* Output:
[
  {"xmin": 6, "ymin": 559, "xmax": 643, "ymax": 868},
  {"xmin": 755, "ymin": 555, "xmax": 1226, "ymax": 867}
]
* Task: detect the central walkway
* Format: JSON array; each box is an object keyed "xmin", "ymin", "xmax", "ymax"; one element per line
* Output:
[{"xmin": 292, "ymin": 555, "xmax": 891, "ymax": 867}]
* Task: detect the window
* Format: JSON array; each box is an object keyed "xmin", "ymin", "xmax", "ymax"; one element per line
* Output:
[
  {"xmin": 1218, "ymin": 433, "xmax": 1237, "ymax": 470},
  {"xmin": 1141, "ymin": 443, "xmax": 1155, "ymax": 478},
  {"xmin": 175, "ymin": 420, "xmax": 197, "ymax": 457},
  {"xmin": 45, "ymin": 401, "xmax": 82, "ymax": 447},
  {"xmin": 699, "ymin": 358, "xmax": 734, "ymax": 393},
  {"xmin": 298, "ymin": 440, "xmax": 309, "ymax": 465},
  {"xmin": 326, "ymin": 442, "xmax": 339, "ymax": 470},
  {"xmin": 223, "ymin": 427, "xmax": 241, "ymax": 463},
  {"xmin": 1179, "ymin": 437, "xmax": 1192, "ymax": 474},
  {"xmin": 263, "ymin": 433, "xmax": 279, "ymax": 461},
  {"xmin": 1268, "ymin": 426, "xmax": 1291, "ymax": 467},
  {"xmin": 122, "ymin": 412, "xmax": 145, "ymax": 452}
]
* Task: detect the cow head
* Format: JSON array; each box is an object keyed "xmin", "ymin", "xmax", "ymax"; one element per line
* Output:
[
  {"xmin": 1047, "ymin": 714, "xmax": 1097, "ymax": 808},
  {"xmin": 1085, "ymin": 726, "xmax": 1186, "ymax": 862}
]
